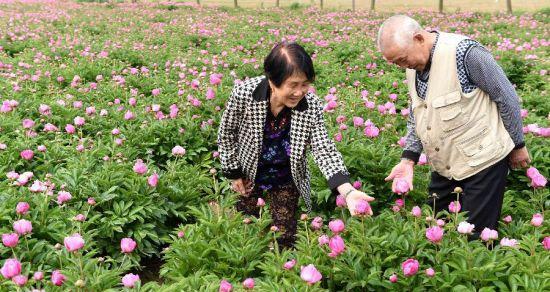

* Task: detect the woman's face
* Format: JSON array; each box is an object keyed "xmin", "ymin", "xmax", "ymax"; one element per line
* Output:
[{"xmin": 269, "ymin": 72, "xmax": 311, "ymax": 108}]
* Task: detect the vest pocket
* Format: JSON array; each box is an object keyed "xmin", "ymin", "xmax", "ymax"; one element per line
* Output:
[
  {"xmin": 433, "ymin": 91, "xmax": 468, "ymax": 132},
  {"xmin": 456, "ymin": 132, "xmax": 501, "ymax": 167}
]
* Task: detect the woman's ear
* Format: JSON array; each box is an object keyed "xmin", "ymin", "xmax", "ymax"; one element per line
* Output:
[{"xmin": 268, "ymin": 79, "xmax": 275, "ymax": 91}]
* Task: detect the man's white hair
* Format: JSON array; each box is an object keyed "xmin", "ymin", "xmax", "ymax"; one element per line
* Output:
[{"xmin": 377, "ymin": 15, "xmax": 423, "ymax": 52}]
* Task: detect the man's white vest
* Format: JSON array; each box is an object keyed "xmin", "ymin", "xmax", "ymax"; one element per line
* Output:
[{"xmin": 406, "ymin": 32, "xmax": 514, "ymax": 180}]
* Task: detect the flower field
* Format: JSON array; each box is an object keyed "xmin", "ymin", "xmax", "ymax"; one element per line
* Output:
[{"xmin": 0, "ymin": 1, "xmax": 548, "ymax": 291}]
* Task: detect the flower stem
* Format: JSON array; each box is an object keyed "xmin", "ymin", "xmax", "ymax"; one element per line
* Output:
[
  {"xmin": 57, "ymin": 250, "xmax": 63, "ymax": 270},
  {"xmin": 11, "ymin": 248, "xmax": 18, "ymax": 261},
  {"xmin": 432, "ymin": 196, "xmax": 437, "ymax": 219},
  {"xmin": 78, "ymin": 252, "xmax": 84, "ymax": 280},
  {"xmin": 118, "ymin": 254, "xmax": 127, "ymax": 272},
  {"xmin": 24, "ymin": 235, "xmax": 30, "ymax": 256},
  {"xmin": 303, "ymin": 220, "xmax": 310, "ymax": 245}
]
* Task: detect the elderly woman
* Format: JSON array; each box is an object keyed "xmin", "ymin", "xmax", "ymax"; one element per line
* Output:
[{"xmin": 217, "ymin": 42, "xmax": 374, "ymax": 248}]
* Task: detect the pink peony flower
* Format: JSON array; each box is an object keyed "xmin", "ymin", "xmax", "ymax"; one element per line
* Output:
[
  {"xmin": 328, "ymin": 235, "xmax": 345, "ymax": 258},
  {"xmin": 355, "ymin": 199, "xmax": 372, "ymax": 216},
  {"xmin": 122, "ymin": 273, "xmax": 140, "ymax": 288},
  {"xmin": 206, "ymin": 88, "xmax": 216, "ymax": 100},
  {"xmin": 16, "ymin": 202, "xmax": 30, "ymax": 215},
  {"xmin": 22, "ymin": 119, "xmax": 35, "ymax": 129},
  {"xmin": 73, "ymin": 116, "xmax": 85, "ymax": 126},
  {"xmin": 335, "ymin": 195, "xmax": 346, "ymax": 208},
  {"xmin": 425, "ymin": 268, "xmax": 435, "ymax": 277},
  {"xmin": 500, "ymin": 238, "xmax": 518, "ymax": 248},
  {"xmin": 2, "ymin": 233, "xmax": 19, "ymax": 248},
  {"xmin": 133, "ymin": 159, "xmax": 147, "ymax": 175},
  {"xmin": 51, "ymin": 270, "xmax": 66, "ymax": 286},
  {"xmin": 12, "ymin": 274, "xmax": 27, "ymax": 286},
  {"xmin": 311, "ymin": 216, "xmax": 323, "ymax": 230},
  {"xmin": 1, "ymin": 259, "xmax": 21, "ymax": 279},
  {"xmin": 65, "ymin": 124, "xmax": 76, "ymax": 134},
  {"xmin": 449, "ymin": 201, "xmax": 461, "ymax": 213},
  {"xmin": 300, "ymin": 264, "xmax": 322, "ymax": 285},
  {"xmin": 38, "ymin": 104, "xmax": 51, "ymax": 116},
  {"xmin": 7, "ymin": 171, "xmax": 19, "ymax": 180},
  {"xmin": 147, "ymin": 173, "xmax": 159, "ymax": 187},
  {"xmin": 121, "ymin": 238, "xmax": 137, "ymax": 253},
  {"xmin": 124, "ymin": 110, "xmax": 135, "ymax": 120},
  {"xmin": 395, "ymin": 199, "xmax": 404, "ymax": 207},
  {"xmin": 401, "ymin": 258, "xmax": 419, "ymax": 277},
  {"xmin": 33, "ymin": 271, "xmax": 43, "ymax": 281},
  {"xmin": 64, "ymin": 233, "xmax": 85, "ymax": 252},
  {"xmin": 526, "ymin": 167, "xmax": 541, "ymax": 179},
  {"xmin": 364, "ymin": 125, "xmax": 380, "ymax": 138},
  {"xmin": 172, "ymin": 146, "xmax": 186, "ymax": 156},
  {"xmin": 210, "ymin": 74, "xmax": 222, "ymax": 86},
  {"xmin": 242, "ymin": 278, "xmax": 254, "ymax": 289},
  {"xmin": 542, "ymin": 237, "xmax": 550, "ymax": 250},
  {"xmin": 418, "ymin": 154, "xmax": 428, "ymax": 165},
  {"xmin": 389, "ymin": 274, "xmax": 398, "ymax": 283},
  {"xmin": 328, "ymin": 219, "xmax": 345, "ymax": 234},
  {"xmin": 353, "ymin": 117, "xmax": 364, "ymax": 127},
  {"xmin": 29, "ymin": 180, "xmax": 48, "ymax": 193},
  {"xmin": 283, "ymin": 259, "xmax": 296, "ymax": 270},
  {"xmin": 74, "ymin": 214, "xmax": 85, "ymax": 222},
  {"xmin": 13, "ymin": 219, "xmax": 32, "ymax": 235},
  {"xmin": 520, "ymin": 109, "xmax": 528, "ymax": 118},
  {"xmin": 411, "ymin": 206, "xmax": 422, "ymax": 218},
  {"xmin": 191, "ymin": 80, "xmax": 200, "ymax": 89},
  {"xmin": 398, "ymin": 137, "xmax": 406, "ymax": 147},
  {"xmin": 318, "ymin": 234, "xmax": 329, "ymax": 246},
  {"xmin": 530, "ymin": 174, "xmax": 547, "ymax": 189},
  {"xmin": 480, "ymin": 228, "xmax": 498, "ymax": 242},
  {"xmin": 457, "ymin": 222, "xmax": 475, "ymax": 234},
  {"xmin": 530, "ymin": 213, "xmax": 543, "ymax": 227},
  {"xmin": 219, "ymin": 279, "xmax": 232, "ymax": 292},
  {"xmin": 503, "ymin": 215, "xmax": 512, "ymax": 224},
  {"xmin": 20, "ymin": 150, "xmax": 34, "ymax": 160},
  {"xmin": 394, "ymin": 178, "xmax": 410, "ymax": 194},
  {"xmin": 57, "ymin": 191, "xmax": 72, "ymax": 205},
  {"xmin": 425, "ymin": 226, "xmax": 444, "ymax": 243}
]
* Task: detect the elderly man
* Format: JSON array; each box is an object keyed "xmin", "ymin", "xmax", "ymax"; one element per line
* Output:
[{"xmin": 379, "ymin": 15, "xmax": 530, "ymax": 238}]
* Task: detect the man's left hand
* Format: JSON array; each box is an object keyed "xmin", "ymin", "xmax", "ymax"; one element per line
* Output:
[{"xmin": 509, "ymin": 146, "xmax": 531, "ymax": 169}]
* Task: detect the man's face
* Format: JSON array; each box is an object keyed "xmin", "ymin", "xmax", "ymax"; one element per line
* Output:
[{"xmin": 382, "ymin": 35, "xmax": 429, "ymax": 71}]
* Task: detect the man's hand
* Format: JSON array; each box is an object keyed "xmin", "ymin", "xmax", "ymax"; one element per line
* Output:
[
  {"xmin": 231, "ymin": 178, "xmax": 253, "ymax": 196},
  {"xmin": 509, "ymin": 146, "xmax": 531, "ymax": 169},
  {"xmin": 384, "ymin": 159, "xmax": 415, "ymax": 193}
]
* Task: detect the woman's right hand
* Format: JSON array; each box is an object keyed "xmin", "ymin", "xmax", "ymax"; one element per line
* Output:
[{"xmin": 231, "ymin": 178, "xmax": 253, "ymax": 196}]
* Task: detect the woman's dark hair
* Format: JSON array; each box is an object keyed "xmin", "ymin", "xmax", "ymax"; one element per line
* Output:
[{"xmin": 263, "ymin": 42, "xmax": 315, "ymax": 87}]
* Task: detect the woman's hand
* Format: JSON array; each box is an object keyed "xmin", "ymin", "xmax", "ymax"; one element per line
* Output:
[
  {"xmin": 337, "ymin": 183, "xmax": 375, "ymax": 216},
  {"xmin": 231, "ymin": 178, "xmax": 253, "ymax": 196},
  {"xmin": 346, "ymin": 190, "xmax": 375, "ymax": 216}
]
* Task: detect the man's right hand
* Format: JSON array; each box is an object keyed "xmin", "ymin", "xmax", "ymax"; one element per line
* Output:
[
  {"xmin": 384, "ymin": 159, "xmax": 415, "ymax": 193},
  {"xmin": 231, "ymin": 178, "xmax": 253, "ymax": 196}
]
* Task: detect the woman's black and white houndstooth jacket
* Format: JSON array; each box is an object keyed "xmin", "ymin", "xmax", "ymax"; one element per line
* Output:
[{"xmin": 217, "ymin": 76, "xmax": 350, "ymax": 212}]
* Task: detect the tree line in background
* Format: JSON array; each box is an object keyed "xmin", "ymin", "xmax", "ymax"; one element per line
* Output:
[
  {"xmin": 196, "ymin": 0, "xmax": 515, "ymax": 14},
  {"xmin": 101, "ymin": 0, "xmax": 518, "ymax": 14}
]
